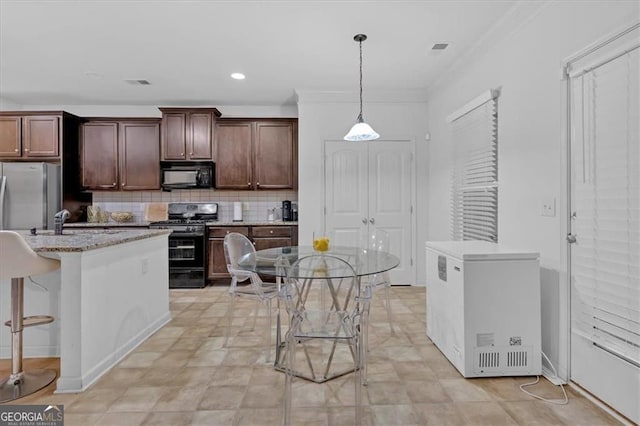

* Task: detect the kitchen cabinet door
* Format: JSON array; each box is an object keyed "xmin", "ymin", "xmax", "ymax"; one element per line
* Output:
[
  {"xmin": 254, "ymin": 121, "xmax": 295, "ymax": 189},
  {"xmin": 252, "ymin": 225, "xmax": 293, "ymax": 251},
  {"xmin": 0, "ymin": 115, "xmax": 60, "ymax": 159},
  {"xmin": 81, "ymin": 122, "xmax": 119, "ymax": 190},
  {"xmin": 189, "ymin": 112, "xmax": 213, "ymax": 159},
  {"xmin": 81, "ymin": 120, "xmax": 160, "ymax": 191},
  {"xmin": 214, "ymin": 121, "xmax": 253, "ymax": 189},
  {"xmin": 160, "ymin": 108, "xmax": 220, "ymax": 161},
  {"xmin": 23, "ymin": 115, "xmax": 59, "ymax": 157},
  {"xmin": 0, "ymin": 116, "xmax": 22, "ymax": 157},
  {"xmin": 215, "ymin": 119, "xmax": 297, "ymax": 190},
  {"xmin": 161, "ymin": 112, "xmax": 188, "ymax": 160},
  {"xmin": 207, "ymin": 226, "xmax": 250, "ymax": 280},
  {"xmin": 120, "ymin": 122, "xmax": 160, "ymax": 190}
]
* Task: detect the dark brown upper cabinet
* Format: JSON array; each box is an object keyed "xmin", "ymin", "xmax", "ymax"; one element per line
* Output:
[
  {"xmin": 159, "ymin": 108, "xmax": 221, "ymax": 161},
  {"xmin": 81, "ymin": 119, "xmax": 160, "ymax": 191},
  {"xmin": 214, "ymin": 119, "xmax": 297, "ymax": 190},
  {"xmin": 0, "ymin": 113, "xmax": 62, "ymax": 159}
]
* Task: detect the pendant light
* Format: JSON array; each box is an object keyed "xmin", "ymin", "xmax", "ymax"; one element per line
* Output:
[{"xmin": 344, "ymin": 34, "xmax": 380, "ymax": 141}]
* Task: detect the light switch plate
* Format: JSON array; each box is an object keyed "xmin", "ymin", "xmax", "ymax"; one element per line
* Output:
[{"xmin": 541, "ymin": 197, "xmax": 556, "ymax": 217}]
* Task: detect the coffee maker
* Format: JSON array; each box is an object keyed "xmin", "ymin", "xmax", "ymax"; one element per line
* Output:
[{"xmin": 282, "ymin": 200, "xmax": 293, "ymax": 222}]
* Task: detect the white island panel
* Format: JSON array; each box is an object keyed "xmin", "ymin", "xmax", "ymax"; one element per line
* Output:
[
  {"xmin": 0, "ymin": 230, "xmax": 171, "ymax": 393},
  {"xmin": 57, "ymin": 234, "xmax": 171, "ymax": 392}
]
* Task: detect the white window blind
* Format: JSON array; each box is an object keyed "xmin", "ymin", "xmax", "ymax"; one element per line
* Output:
[
  {"xmin": 449, "ymin": 91, "xmax": 498, "ymax": 242},
  {"xmin": 570, "ymin": 46, "xmax": 640, "ymax": 367}
]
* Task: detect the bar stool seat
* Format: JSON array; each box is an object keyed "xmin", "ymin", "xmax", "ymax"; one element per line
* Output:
[{"xmin": 0, "ymin": 231, "xmax": 60, "ymax": 402}]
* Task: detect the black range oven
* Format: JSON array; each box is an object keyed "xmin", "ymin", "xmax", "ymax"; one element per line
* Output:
[{"xmin": 149, "ymin": 203, "xmax": 217, "ymax": 288}]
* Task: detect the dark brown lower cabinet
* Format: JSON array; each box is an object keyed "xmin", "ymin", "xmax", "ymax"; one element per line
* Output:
[{"xmin": 207, "ymin": 225, "xmax": 297, "ymax": 282}]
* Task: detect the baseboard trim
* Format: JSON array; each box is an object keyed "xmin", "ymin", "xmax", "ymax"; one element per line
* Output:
[{"xmin": 568, "ymin": 381, "xmax": 636, "ymax": 426}]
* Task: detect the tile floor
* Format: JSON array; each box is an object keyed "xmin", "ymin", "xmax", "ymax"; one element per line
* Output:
[{"xmin": 0, "ymin": 286, "xmax": 622, "ymax": 425}]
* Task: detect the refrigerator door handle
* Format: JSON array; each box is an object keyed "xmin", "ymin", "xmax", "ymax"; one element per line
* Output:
[{"xmin": 0, "ymin": 176, "xmax": 6, "ymax": 230}]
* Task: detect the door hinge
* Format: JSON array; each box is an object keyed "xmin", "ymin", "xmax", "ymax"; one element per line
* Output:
[
  {"xmin": 410, "ymin": 258, "xmax": 413, "ymax": 266},
  {"xmin": 410, "ymin": 205, "xmax": 413, "ymax": 214}
]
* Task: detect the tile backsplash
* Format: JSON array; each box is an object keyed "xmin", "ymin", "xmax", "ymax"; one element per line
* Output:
[{"xmin": 92, "ymin": 190, "xmax": 298, "ymax": 222}]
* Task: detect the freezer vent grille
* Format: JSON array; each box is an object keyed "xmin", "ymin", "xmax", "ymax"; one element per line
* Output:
[
  {"xmin": 473, "ymin": 346, "xmax": 534, "ymax": 375},
  {"xmin": 507, "ymin": 351, "xmax": 528, "ymax": 367},
  {"xmin": 478, "ymin": 351, "xmax": 500, "ymax": 368}
]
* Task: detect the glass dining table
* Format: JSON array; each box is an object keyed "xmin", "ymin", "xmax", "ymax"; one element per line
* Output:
[{"xmin": 237, "ymin": 245, "xmax": 400, "ymax": 382}]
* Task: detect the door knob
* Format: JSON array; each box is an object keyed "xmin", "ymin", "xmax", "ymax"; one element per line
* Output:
[
  {"xmin": 567, "ymin": 233, "xmax": 577, "ymax": 244},
  {"xmin": 369, "ymin": 218, "xmax": 375, "ymax": 224},
  {"xmin": 362, "ymin": 218, "xmax": 367, "ymax": 224}
]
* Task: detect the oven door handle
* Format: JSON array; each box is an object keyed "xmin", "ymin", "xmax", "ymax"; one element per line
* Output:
[
  {"xmin": 164, "ymin": 232, "xmax": 205, "ymax": 237},
  {"xmin": 171, "ymin": 245, "xmax": 196, "ymax": 249}
]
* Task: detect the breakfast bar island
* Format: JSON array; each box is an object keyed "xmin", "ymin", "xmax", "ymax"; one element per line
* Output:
[{"xmin": 0, "ymin": 229, "xmax": 172, "ymax": 393}]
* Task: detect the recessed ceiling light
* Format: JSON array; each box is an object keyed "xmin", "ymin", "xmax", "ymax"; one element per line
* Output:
[
  {"xmin": 231, "ymin": 73, "xmax": 246, "ymax": 80},
  {"xmin": 84, "ymin": 71, "xmax": 103, "ymax": 79},
  {"xmin": 432, "ymin": 43, "xmax": 449, "ymax": 50}
]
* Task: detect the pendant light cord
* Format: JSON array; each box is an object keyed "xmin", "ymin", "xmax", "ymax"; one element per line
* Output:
[{"xmin": 358, "ymin": 38, "xmax": 363, "ymax": 122}]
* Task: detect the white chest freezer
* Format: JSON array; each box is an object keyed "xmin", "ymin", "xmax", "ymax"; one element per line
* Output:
[{"xmin": 426, "ymin": 241, "xmax": 541, "ymax": 377}]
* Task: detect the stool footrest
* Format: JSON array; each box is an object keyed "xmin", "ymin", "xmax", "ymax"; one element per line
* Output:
[{"xmin": 4, "ymin": 315, "xmax": 54, "ymax": 328}]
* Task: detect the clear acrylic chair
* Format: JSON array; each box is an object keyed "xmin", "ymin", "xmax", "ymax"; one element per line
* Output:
[
  {"xmin": 362, "ymin": 228, "xmax": 395, "ymax": 335},
  {"xmin": 223, "ymin": 232, "xmax": 279, "ymax": 362},
  {"xmin": 280, "ymin": 254, "xmax": 371, "ymax": 425}
]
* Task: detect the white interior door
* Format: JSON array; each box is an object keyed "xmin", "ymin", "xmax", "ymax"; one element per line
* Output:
[
  {"xmin": 567, "ymin": 29, "xmax": 639, "ymax": 423},
  {"xmin": 325, "ymin": 140, "xmax": 415, "ymax": 284},
  {"xmin": 368, "ymin": 142, "xmax": 414, "ymax": 284},
  {"xmin": 324, "ymin": 142, "xmax": 368, "ymax": 246}
]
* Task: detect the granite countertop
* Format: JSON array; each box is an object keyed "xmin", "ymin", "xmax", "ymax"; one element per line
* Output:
[
  {"xmin": 66, "ymin": 221, "xmax": 297, "ymax": 227},
  {"xmin": 207, "ymin": 221, "xmax": 298, "ymax": 226},
  {"xmin": 18, "ymin": 229, "xmax": 172, "ymax": 252},
  {"xmin": 65, "ymin": 222, "xmax": 151, "ymax": 228}
]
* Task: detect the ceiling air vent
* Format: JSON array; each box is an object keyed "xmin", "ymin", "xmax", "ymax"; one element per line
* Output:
[
  {"xmin": 125, "ymin": 79, "xmax": 151, "ymax": 85},
  {"xmin": 431, "ymin": 43, "xmax": 449, "ymax": 50}
]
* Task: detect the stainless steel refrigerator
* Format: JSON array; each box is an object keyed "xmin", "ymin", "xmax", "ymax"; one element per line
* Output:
[{"xmin": 0, "ymin": 162, "xmax": 61, "ymax": 230}]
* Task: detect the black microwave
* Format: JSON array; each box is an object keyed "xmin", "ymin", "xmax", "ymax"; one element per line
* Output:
[{"xmin": 161, "ymin": 161, "xmax": 215, "ymax": 191}]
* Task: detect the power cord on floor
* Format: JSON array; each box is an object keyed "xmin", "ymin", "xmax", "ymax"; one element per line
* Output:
[{"xmin": 519, "ymin": 351, "xmax": 569, "ymax": 405}]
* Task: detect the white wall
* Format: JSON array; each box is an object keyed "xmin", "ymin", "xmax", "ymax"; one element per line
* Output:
[
  {"xmin": 424, "ymin": 0, "xmax": 638, "ymax": 380},
  {"xmin": 0, "ymin": 96, "xmax": 21, "ymax": 110},
  {"xmin": 297, "ymin": 92, "xmax": 429, "ymax": 281}
]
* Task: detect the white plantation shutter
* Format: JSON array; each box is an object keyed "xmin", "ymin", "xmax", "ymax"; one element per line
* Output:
[
  {"xmin": 449, "ymin": 90, "xmax": 499, "ymax": 242},
  {"xmin": 570, "ymin": 46, "xmax": 640, "ymax": 367}
]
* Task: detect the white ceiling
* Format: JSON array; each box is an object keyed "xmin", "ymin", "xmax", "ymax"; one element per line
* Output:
[{"xmin": 0, "ymin": 0, "xmax": 519, "ymax": 107}]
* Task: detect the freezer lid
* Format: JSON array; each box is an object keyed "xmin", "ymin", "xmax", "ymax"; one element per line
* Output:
[{"xmin": 425, "ymin": 240, "xmax": 539, "ymax": 261}]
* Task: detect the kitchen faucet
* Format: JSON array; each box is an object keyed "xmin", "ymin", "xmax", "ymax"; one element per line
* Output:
[{"xmin": 53, "ymin": 209, "xmax": 70, "ymax": 235}]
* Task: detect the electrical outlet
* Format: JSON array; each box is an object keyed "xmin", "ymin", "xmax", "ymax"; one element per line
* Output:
[
  {"xmin": 141, "ymin": 258, "xmax": 149, "ymax": 274},
  {"xmin": 541, "ymin": 198, "xmax": 556, "ymax": 217}
]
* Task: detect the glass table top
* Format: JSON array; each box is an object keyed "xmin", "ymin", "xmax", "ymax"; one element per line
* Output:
[{"xmin": 237, "ymin": 245, "xmax": 400, "ymax": 279}]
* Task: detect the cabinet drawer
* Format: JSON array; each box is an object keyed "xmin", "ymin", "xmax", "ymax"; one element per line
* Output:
[
  {"xmin": 251, "ymin": 226, "xmax": 292, "ymax": 238},
  {"xmin": 208, "ymin": 226, "xmax": 250, "ymax": 238}
]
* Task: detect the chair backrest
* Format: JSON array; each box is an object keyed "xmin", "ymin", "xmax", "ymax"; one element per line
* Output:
[
  {"xmin": 223, "ymin": 232, "xmax": 256, "ymax": 271},
  {"xmin": 360, "ymin": 228, "xmax": 390, "ymax": 253},
  {"xmin": 282, "ymin": 254, "xmax": 369, "ymax": 326},
  {"xmin": 0, "ymin": 231, "xmax": 60, "ymax": 280}
]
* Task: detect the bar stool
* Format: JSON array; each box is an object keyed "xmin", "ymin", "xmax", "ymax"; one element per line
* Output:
[{"xmin": 0, "ymin": 231, "xmax": 60, "ymax": 402}]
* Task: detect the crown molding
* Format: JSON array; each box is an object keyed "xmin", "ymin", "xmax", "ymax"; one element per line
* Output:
[{"xmin": 426, "ymin": 0, "xmax": 552, "ymax": 97}]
